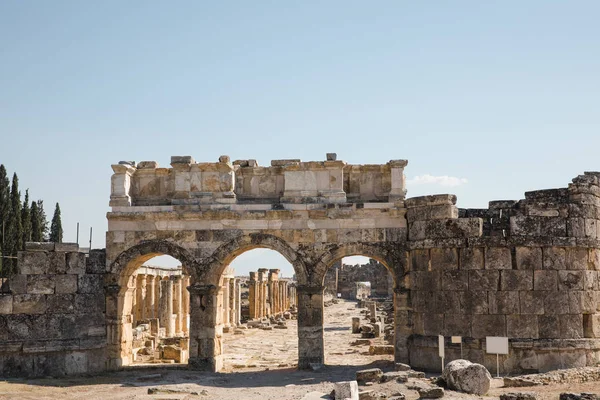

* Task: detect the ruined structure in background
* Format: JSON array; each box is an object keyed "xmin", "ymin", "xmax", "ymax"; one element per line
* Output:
[
  {"xmin": 247, "ymin": 268, "xmax": 296, "ymax": 319},
  {"xmin": 0, "ymin": 154, "xmax": 599, "ymax": 377},
  {"xmin": 324, "ymin": 259, "xmax": 394, "ymax": 299}
]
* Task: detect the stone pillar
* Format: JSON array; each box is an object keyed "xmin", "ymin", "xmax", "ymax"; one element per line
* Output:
[
  {"xmin": 172, "ymin": 275, "xmax": 183, "ymax": 336},
  {"xmin": 188, "ymin": 284, "xmax": 223, "ymax": 372},
  {"xmin": 154, "ymin": 274, "xmax": 161, "ymax": 318},
  {"xmin": 222, "ymin": 277, "xmax": 230, "ymax": 327},
  {"xmin": 394, "ymin": 288, "xmax": 411, "ymax": 364},
  {"xmin": 248, "ymin": 272, "xmax": 257, "ymax": 319},
  {"xmin": 183, "ymin": 276, "xmax": 190, "ymax": 335},
  {"xmin": 388, "ymin": 159, "xmax": 408, "ymax": 202},
  {"xmin": 109, "ymin": 162, "xmax": 136, "ymax": 206},
  {"xmin": 235, "ymin": 278, "xmax": 241, "ymax": 325},
  {"xmin": 146, "ymin": 274, "xmax": 155, "ymax": 319},
  {"xmin": 229, "ymin": 277, "xmax": 236, "ymax": 327},
  {"xmin": 258, "ymin": 268, "xmax": 268, "ymax": 318},
  {"xmin": 134, "ymin": 275, "xmax": 143, "ymax": 326},
  {"xmin": 297, "ymin": 285, "xmax": 325, "ymax": 369},
  {"xmin": 159, "ymin": 278, "xmax": 174, "ymax": 337},
  {"xmin": 268, "ymin": 269, "xmax": 280, "ymax": 315}
]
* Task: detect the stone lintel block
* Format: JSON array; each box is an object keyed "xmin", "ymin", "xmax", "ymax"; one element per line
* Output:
[
  {"xmin": 515, "ymin": 247, "xmax": 543, "ymax": 270},
  {"xmin": 500, "ymin": 270, "xmax": 533, "ymax": 291},
  {"xmin": 430, "ymin": 248, "xmax": 459, "ymax": 270},
  {"xmin": 55, "ymin": 275, "xmax": 78, "ymax": 294},
  {"xmin": 170, "ymin": 156, "xmax": 194, "ymax": 165},
  {"xmin": 519, "ymin": 291, "xmax": 545, "ymax": 315},
  {"xmin": 24, "ymin": 242, "xmax": 55, "ymax": 252},
  {"xmin": 406, "ymin": 204, "xmax": 458, "ymax": 222},
  {"xmin": 560, "ymin": 314, "xmax": 584, "ymax": 339},
  {"xmin": 558, "ymin": 270, "xmax": 584, "ymax": 291},
  {"xmin": 488, "ymin": 291, "xmax": 520, "ymax": 315},
  {"xmin": 473, "ymin": 315, "xmax": 506, "ymax": 338},
  {"xmin": 12, "ymin": 294, "xmax": 47, "ymax": 314},
  {"xmin": 485, "ymin": 247, "xmax": 512, "ymax": 270},
  {"xmin": 507, "ymin": 314, "xmax": 539, "ymax": 339},
  {"xmin": 534, "ymin": 270, "xmax": 558, "ymax": 291},
  {"xmin": 54, "ymin": 243, "xmax": 79, "ymax": 252},
  {"xmin": 543, "ymin": 247, "xmax": 567, "ymax": 270},
  {"xmin": 488, "ymin": 200, "xmax": 519, "ymax": 209},
  {"xmin": 0, "ymin": 295, "xmax": 13, "ymax": 314},
  {"xmin": 543, "ymin": 290, "xmax": 570, "ymax": 315},
  {"xmin": 460, "ymin": 247, "xmax": 484, "ymax": 269},
  {"xmin": 441, "ymin": 270, "xmax": 469, "ymax": 291},
  {"xmin": 405, "ymin": 194, "xmax": 457, "ymax": 208},
  {"xmin": 409, "ymin": 218, "xmax": 482, "ymax": 241},
  {"xmin": 468, "ymin": 270, "xmax": 499, "ymax": 291},
  {"xmin": 27, "ymin": 275, "xmax": 55, "ymax": 294},
  {"xmin": 17, "ymin": 251, "xmax": 49, "ymax": 274}
]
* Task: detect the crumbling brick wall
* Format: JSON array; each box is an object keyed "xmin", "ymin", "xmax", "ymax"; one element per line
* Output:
[
  {"xmin": 404, "ymin": 173, "xmax": 600, "ymax": 373},
  {"xmin": 0, "ymin": 244, "xmax": 106, "ymax": 377}
]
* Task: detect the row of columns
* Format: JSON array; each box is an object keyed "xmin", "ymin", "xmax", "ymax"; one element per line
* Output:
[
  {"xmin": 132, "ymin": 267, "xmax": 190, "ymax": 338},
  {"xmin": 248, "ymin": 268, "xmax": 296, "ymax": 319},
  {"xmin": 219, "ymin": 274, "xmax": 242, "ymax": 327}
]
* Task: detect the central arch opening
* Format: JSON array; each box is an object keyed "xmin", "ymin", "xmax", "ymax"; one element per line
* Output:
[{"xmin": 219, "ymin": 248, "xmax": 298, "ymax": 371}]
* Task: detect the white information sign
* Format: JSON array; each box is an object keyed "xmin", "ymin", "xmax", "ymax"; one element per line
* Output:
[
  {"xmin": 438, "ymin": 335, "xmax": 445, "ymax": 357},
  {"xmin": 451, "ymin": 336, "xmax": 462, "ymax": 344},
  {"xmin": 486, "ymin": 336, "xmax": 509, "ymax": 355}
]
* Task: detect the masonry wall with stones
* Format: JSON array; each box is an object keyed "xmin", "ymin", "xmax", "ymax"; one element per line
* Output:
[
  {"xmin": 324, "ymin": 259, "xmax": 393, "ymax": 299},
  {"xmin": 0, "ymin": 244, "xmax": 106, "ymax": 377}
]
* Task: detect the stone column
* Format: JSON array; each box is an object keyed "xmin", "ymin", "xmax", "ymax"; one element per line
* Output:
[
  {"xmin": 109, "ymin": 162, "xmax": 136, "ymax": 206},
  {"xmin": 235, "ymin": 278, "xmax": 241, "ymax": 325},
  {"xmin": 139, "ymin": 274, "xmax": 148, "ymax": 321},
  {"xmin": 248, "ymin": 272, "xmax": 257, "ymax": 319},
  {"xmin": 172, "ymin": 275, "xmax": 183, "ymax": 336},
  {"xmin": 297, "ymin": 285, "xmax": 325, "ymax": 369},
  {"xmin": 146, "ymin": 274, "xmax": 155, "ymax": 319},
  {"xmin": 188, "ymin": 284, "xmax": 223, "ymax": 372},
  {"xmin": 183, "ymin": 276, "xmax": 190, "ymax": 335},
  {"xmin": 159, "ymin": 278, "xmax": 174, "ymax": 337},
  {"xmin": 394, "ymin": 287, "xmax": 411, "ymax": 364},
  {"xmin": 388, "ymin": 159, "xmax": 408, "ymax": 202},
  {"xmin": 154, "ymin": 274, "xmax": 161, "ymax": 318},
  {"xmin": 258, "ymin": 268, "xmax": 268, "ymax": 318},
  {"xmin": 229, "ymin": 277, "xmax": 236, "ymax": 327},
  {"xmin": 222, "ymin": 277, "xmax": 230, "ymax": 327}
]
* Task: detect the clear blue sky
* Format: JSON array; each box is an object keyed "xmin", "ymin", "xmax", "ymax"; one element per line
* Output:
[{"xmin": 1, "ymin": 2, "xmax": 599, "ymax": 275}]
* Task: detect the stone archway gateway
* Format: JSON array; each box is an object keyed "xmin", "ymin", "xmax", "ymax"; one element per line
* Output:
[
  {"xmin": 106, "ymin": 155, "xmax": 600, "ymax": 373},
  {"xmin": 107, "ymin": 155, "xmax": 410, "ymax": 371}
]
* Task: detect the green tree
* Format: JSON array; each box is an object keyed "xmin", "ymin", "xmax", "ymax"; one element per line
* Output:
[
  {"xmin": 36, "ymin": 200, "xmax": 48, "ymax": 241},
  {"xmin": 0, "ymin": 165, "xmax": 9, "ymax": 273},
  {"xmin": 30, "ymin": 201, "xmax": 41, "ymax": 242},
  {"xmin": 49, "ymin": 202, "xmax": 63, "ymax": 243},
  {"xmin": 21, "ymin": 190, "xmax": 31, "ymax": 248},
  {"xmin": 5, "ymin": 173, "xmax": 22, "ymax": 273}
]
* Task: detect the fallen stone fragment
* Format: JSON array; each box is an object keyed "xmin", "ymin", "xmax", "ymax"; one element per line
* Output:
[
  {"xmin": 356, "ymin": 368, "xmax": 384, "ymax": 384},
  {"xmin": 500, "ymin": 393, "xmax": 538, "ymax": 400},
  {"xmin": 137, "ymin": 373, "xmax": 162, "ymax": 381},
  {"xmin": 441, "ymin": 359, "xmax": 491, "ymax": 395},
  {"xmin": 394, "ymin": 363, "xmax": 411, "ymax": 372},
  {"xmin": 408, "ymin": 370, "xmax": 425, "ymax": 378},
  {"xmin": 503, "ymin": 377, "xmax": 542, "ymax": 388},
  {"xmin": 389, "ymin": 396, "xmax": 406, "ymax": 400},
  {"xmin": 352, "ymin": 339, "xmax": 373, "ymax": 346},
  {"xmin": 334, "ymin": 380, "xmax": 359, "ymax": 400},
  {"xmin": 147, "ymin": 387, "xmax": 206, "ymax": 395},
  {"xmin": 369, "ymin": 345, "xmax": 394, "ymax": 355},
  {"xmin": 417, "ymin": 386, "xmax": 444, "ymax": 399},
  {"xmin": 358, "ymin": 390, "xmax": 387, "ymax": 400},
  {"xmin": 381, "ymin": 371, "xmax": 408, "ymax": 383},
  {"xmin": 302, "ymin": 391, "xmax": 331, "ymax": 400}
]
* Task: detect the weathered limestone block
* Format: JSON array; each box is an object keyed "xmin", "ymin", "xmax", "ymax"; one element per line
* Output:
[
  {"xmin": 410, "ymin": 249, "xmax": 430, "ymax": 271},
  {"xmin": 417, "ymin": 386, "xmax": 444, "ymax": 399},
  {"xmin": 500, "ymin": 392, "xmax": 538, "ymax": 400},
  {"xmin": 510, "ymin": 216, "xmax": 541, "ymax": 236},
  {"xmin": 405, "ymin": 194, "xmax": 456, "ymax": 208},
  {"xmin": 333, "ymin": 380, "xmax": 359, "ymax": 400},
  {"xmin": 538, "ymin": 315, "xmax": 560, "ymax": 338},
  {"xmin": 583, "ymin": 314, "xmax": 600, "ymax": 338},
  {"xmin": 560, "ymin": 314, "xmax": 584, "ymax": 339},
  {"xmin": 8, "ymin": 274, "xmax": 27, "ymax": 294},
  {"xmin": 54, "ymin": 275, "xmax": 78, "ymax": 294},
  {"xmin": 507, "ymin": 315, "xmax": 539, "ymax": 338},
  {"xmin": 26, "ymin": 275, "xmax": 55, "ymax": 294},
  {"xmin": 460, "ymin": 248, "xmax": 484, "ymax": 269},
  {"xmin": 441, "ymin": 271, "xmax": 469, "ymax": 291},
  {"xmin": 558, "ymin": 271, "xmax": 584, "ymax": 291},
  {"xmin": 444, "ymin": 313, "xmax": 472, "ymax": 336},
  {"xmin": 381, "ymin": 371, "xmax": 408, "ymax": 382},
  {"xmin": 469, "ymin": 270, "xmax": 499, "ymax": 291},
  {"xmin": 406, "ymin": 204, "xmax": 458, "ymax": 222},
  {"xmin": 473, "ymin": 315, "xmax": 506, "ymax": 337},
  {"xmin": 485, "ymin": 247, "xmax": 512, "ymax": 270},
  {"xmin": 86, "ymin": 250, "xmax": 106, "ymax": 274},
  {"xmin": 352, "ymin": 317, "xmax": 361, "ymax": 334},
  {"xmin": 519, "ymin": 291, "xmax": 545, "ymax": 315},
  {"xmin": 48, "ymin": 252, "xmax": 67, "ymax": 274},
  {"xmin": 430, "ymin": 248, "xmax": 458, "ymax": 270},
  {"xmin": 409, "ymin": 218, "xmax": 482, "ymax": 241},
  {"xmin": 66, "ymin": 252, "xmax": 86, "ymax": 275},
  {"xmin": 17, "ymin": 251, "xmax": 49, "ymax": 275},
  {"xmin": 369, "ymin": 345, "xmax": 394, "ymax": 355},
  {"xmin": 78, "ymin": 275, "xmax": 104, "ymax": 293},
  {"xmin": 543, "ymin": 291, "xmax": 570, "ymax": 315},
  {"xmin": 356, "ymin": 368, "xmax": 383, "ymax": 384},
  {"xmin": 461, "ymin": 291, "xmax": 489, "ymax": 314},
  {"xmin": 501, "ymin": 271, "xmax": 533, "ymax": 291},
  {"xmin": 0, "ymin": 295, "xmax": 13, "ymax": 314},
  {"xmin": 516, "ymin": 247, "xmax": 543, "ymax": 270},
  {"xmin": 442, "ymin": 359, "xmax": 491, "ymax": 395},
  {"xmin": 534, "ymin": 270, "xmax": 558, "ymax": 291},
  {"xmin": 12, "ymin": 294, "xmax": 47, "ymax": 314},
  {"xmin": 543, "ymin": 247, "xmax": 567, "ymax": 270},
  {"xmin": 489, "ymin": 291, "xmax": 520, "ymax": 315}
]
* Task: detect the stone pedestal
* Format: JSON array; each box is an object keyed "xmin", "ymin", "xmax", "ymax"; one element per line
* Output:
[
  {"xmin": 393, "ymin": 288, "xmax": 410, "ymax": 364},
  {"xmin": 297, "ymin": 285, "xmax": 325, "ymax": 369},
  {"xmin": 188, "ymin": 285, "xmax": 223, "ymax": 372}
]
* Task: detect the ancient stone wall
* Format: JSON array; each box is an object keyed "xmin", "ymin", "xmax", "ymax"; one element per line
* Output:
[
  {"xmin": 324, "ymin": 259, "xmax": 393, "ymax": 299},
  {"xmin": 0, "ymin": 244, "xmax": 106, "ymax": 377},
  {"xmin": 404, "ymin": 173, "xmax": 600, "ymax": 373}
]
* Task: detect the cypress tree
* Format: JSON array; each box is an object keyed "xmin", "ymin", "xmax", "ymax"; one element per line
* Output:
[
  {"xmin": 0, "ymin": 165, "xmax": 9, "ymax": 258},
  {"xmin": 21, "ymin": 190, "xmax": 31, "ymax": 248},
  {"xmin": 5, "ymin": 173, "xmax": 22, "ymax": 273},
  {"xmin": 30, "ymin": 201, "xmax": 42, "ymax": 242},
  {"xmin": 49, "ymin": 202, "xmax": 63, "ymax": 243},
  {"xmin": 36, "ymin": 200, "xmax": 48, "ymax": 241}
]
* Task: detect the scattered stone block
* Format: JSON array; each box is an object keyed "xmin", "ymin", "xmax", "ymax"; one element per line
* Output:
[
  {"xmin": 381, "ymin": 371, "xmax": 408, "ymax": 383},
  {"xmin": 559, "ymin": 394, "xmax": 600, "ymax": 400},
  {"xmin": 356, "ymin": 368, "xmax": 383, "ymax": 384},
  {"xmin": 334, "ymin": 380, "xmax": 359, "ymax": 400},
  {"xmin": 369, "ymin": 345, "xmax": 394, "ymax": 355},
  {"xmin": 441, "ymin": 359, "xmax": 491, "ymax": 395},
  {"xmin": 395, "ymin": 363, "xmax": 411, "ymax": 371},
  {"xmin": 358, "ymin": 390, "xmax": 387, "ymax": 400},
  {"xmin": 500, "ymin": 393, "xmax": 538, "ymax": 400},
  {"xmin": 417, "ymin": 386, "xmax": 444, "ymax": 399}
]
